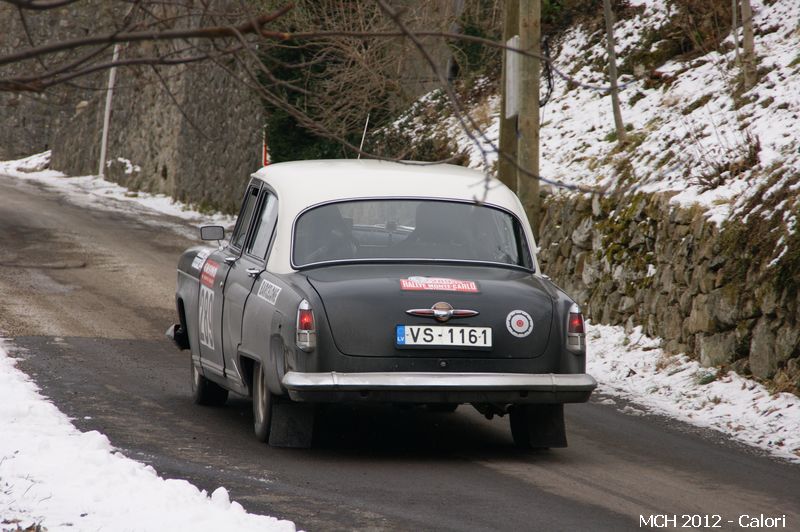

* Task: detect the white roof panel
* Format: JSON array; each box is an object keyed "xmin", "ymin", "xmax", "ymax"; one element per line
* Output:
[{"xmin": 252, "ymin": 160, "xmax": 538, "ymax": 273}]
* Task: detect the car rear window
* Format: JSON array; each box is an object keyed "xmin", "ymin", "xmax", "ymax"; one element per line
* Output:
[{"xmin": 292, "ymin": 199, "xmax": 533, "ymax": 269}]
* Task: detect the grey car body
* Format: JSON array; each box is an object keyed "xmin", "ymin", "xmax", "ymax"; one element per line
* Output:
[{"xmin": 169, "ymin": 160, "xmax": 596, "ymax": 448}]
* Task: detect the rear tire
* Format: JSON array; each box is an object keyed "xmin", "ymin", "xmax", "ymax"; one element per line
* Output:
[
  {"xmin": 253, "ymin": 362, "xmax": 274, "ymax": 443},
  {"xmin": 509, "ymin": 404, "xmax": 567, "ymax": 449},
  {"xmin": 191, "ymin": 358, "xmax": 228, "ymax": 406}
]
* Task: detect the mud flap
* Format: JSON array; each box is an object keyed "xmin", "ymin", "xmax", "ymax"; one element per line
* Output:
[
  {"xmin": 268, "ymin": 401, "xmax": 316, "ymax": 448},
  {"xmin": 509, "ymin": 404, "xmax": 567, "ymax": 449}
]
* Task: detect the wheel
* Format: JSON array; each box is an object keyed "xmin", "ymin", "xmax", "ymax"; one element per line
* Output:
[
  {"xmin": 509, "ymin": 404, "xmax": 567, "ymax": 449},
  {"xmin": 191, "ymin": 357, "xmax": 228, "ymax": 406},
  {"xmin": 252, "ymin": 362, "xmax": 274, "ymax": 443}
]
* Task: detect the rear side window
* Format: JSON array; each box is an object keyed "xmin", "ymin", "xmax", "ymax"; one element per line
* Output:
[
  {"xmin": 247, "ymin": 193, "xmax": 278, "ymax": 260},
  {"xmin": 293, "ymin": 199, "xmax": 533, "ymax": 269}
]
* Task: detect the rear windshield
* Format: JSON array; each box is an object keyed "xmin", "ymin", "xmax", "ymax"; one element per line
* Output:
[{"xmin": 292, "ymin": 199, "xmax": 533, "ymax": 269}]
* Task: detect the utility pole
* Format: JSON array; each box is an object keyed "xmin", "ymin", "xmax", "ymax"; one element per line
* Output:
[
  {"xmin": 741, "ymin": 0, "xmax": 756, "ymax": 90},
  {"xmin": 98, "ymin": 44, "xmax": 119, "ymax": 177},
  {"xmin": 603, "ymin": 0, "xmax": 626, "ymax": 143},
  {"xmin": 517, "ymin": 0, "xmax": 541, "ymax": 240},
  {"xmin": 498, "ymin": 0, "xmax": 519, "ymax": 191}
]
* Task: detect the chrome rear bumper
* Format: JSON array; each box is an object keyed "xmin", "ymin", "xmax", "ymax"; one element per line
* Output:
[{"xmin": 282, "ymin": 371, "xmax": 596, "ymax": 404}]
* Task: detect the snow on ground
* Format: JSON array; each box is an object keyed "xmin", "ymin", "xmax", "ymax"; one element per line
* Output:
[
  {"xmin": 0, "ymin": 339, "xmax": 295, "ymax": 532},
  {"xmin": 588, "ymin": 322, "xmax": 800, "ymax": 464},
  {"xmin": 447, "ymin": 0, "xmax": 800, "ymax": 225},
  {"xmin": 0, "ymin": 151, "xmax": 235, "ymax": 229}
]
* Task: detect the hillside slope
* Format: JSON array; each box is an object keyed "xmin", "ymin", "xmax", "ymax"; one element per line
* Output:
[{"xmin": 392, "ymin": 0, "xmax": 800, "ymax": 228}]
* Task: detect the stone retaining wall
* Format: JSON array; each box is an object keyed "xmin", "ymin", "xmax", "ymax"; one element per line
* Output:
[
  {"xmin": 49, "ymin": 59, "xmax": 264, "ymax": 214},
  {"xmin": 539, "ymin": 191, "xmax": 800, "ymax": 392}
]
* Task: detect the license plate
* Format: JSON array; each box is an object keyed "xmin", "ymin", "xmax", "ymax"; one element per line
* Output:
[{"xmin": 395, "ymin": 325, "xmax": 492, "ymax": 348}]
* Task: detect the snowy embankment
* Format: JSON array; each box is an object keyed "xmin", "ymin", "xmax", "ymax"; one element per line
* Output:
[
  {"xmin": 0, "ymin": 151, "xmax": 235, "ymax": 228},
  {"xmin": 0, "ymin": 340, "xmax": 295, "ymax": 532},
  {"xmin": 448, "ymin": 0, "xmax": 800, "ymax": 224},
  {"xmin": 588, "ymin": 323, "xmax": 800, "ymax": 464}
]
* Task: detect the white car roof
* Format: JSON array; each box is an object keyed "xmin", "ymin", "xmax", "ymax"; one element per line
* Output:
[{"xmin": 252, "ymin": 160, "xmax": 539, "ymax": 274}]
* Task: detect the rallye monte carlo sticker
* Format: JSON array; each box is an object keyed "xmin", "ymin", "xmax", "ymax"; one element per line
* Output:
[
  {"xmin": 200, "ymin": 260, "xmax": 219, "ymax": 288},
  {"xmin": 191, "ymin": 248, "xmax": 212, "ymax": 270},
  {"xmin": 506, "ymin": 310, "xmax": 533, "ymax": 338},
  {"xmin": 400, "ymin": 276, "xmax": 479, "ymax": 293},
  {"xmin": 198, "ymin": 259, "xmax": 219, "ymax": 349},
  {"xmin": 257, "ymin": 279, "xmax": 281, "ymax": 305}
]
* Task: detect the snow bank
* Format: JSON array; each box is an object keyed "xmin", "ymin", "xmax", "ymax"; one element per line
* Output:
[
  {"xmin": 588, "ymin": 323, "xmax": 800, "ymax": 464},
  {"xmin": 0, "ymin": 152, "xmax": 235, "ymax": 228},
  {"xmin": 0, "ymin": 339, "xmax": 295, "ymax": 532}
]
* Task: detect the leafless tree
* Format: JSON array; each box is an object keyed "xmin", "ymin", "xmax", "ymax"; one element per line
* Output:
[
  {"xmin": 0, "ymin": 1, "xmax": 297, "ymax": 91},
  {"xmin": 731, "ymin": 0, "xmax": 740, "ymax": 69},
  {"xmin": 602, "ymin": 0, "xmax": 626, "ymax": 143}
]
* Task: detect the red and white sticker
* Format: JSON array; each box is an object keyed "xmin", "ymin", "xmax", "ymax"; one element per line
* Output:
[
  {"xmin": 400, "ymin": 276, "xmax": 479, "ymax": 293},
  {"xmin": 506, "ymin": 310, "xmax": 533, "ymax": 338},
  {"xmin": 200, "ymin": 259, "xmax": 219, "ymax": 288}
]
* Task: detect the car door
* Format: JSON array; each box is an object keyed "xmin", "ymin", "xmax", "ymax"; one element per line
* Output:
[
  {"xmin": 222, "ymin": 189, "xmax": 278, "ymax": 385},
  {"xmin": 198, "ymin": 181, "xmax": 261, "ymax": 379}
]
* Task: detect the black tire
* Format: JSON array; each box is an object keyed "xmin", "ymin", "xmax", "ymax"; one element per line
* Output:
[
  {"xmin": 191, "ymin": 357, "xmax": 228, "ymax": 406},
  {"xmin": 509, "ymin": 404, "xmax": 567, "ymax": 449},
  {"xmin": 252, "ymin": 362, "xmax": 274, "ymax": 443}
]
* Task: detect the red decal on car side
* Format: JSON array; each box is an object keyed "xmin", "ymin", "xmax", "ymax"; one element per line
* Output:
[
  {"xmin": 400, "ymin": 277, "xmax": 479, "ymax": 293},
  {"xmin": 200, "ymin": 260, "xmax": 219, "ymax": 288}
]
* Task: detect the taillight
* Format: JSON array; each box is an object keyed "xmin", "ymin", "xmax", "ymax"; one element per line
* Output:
[
  {"xmin": 568, "ymin": 312, "xmax": 584, "ymax": 334},
  {"xmin": 296, "ymin": 299, "xmax": 316, "ymax": 352},
  {"xmin": 298, "ymin": 309, "xmax": 314, "ymax": 330},
  {"xmin": 566, "ymin": 304, "xmax": 585, "ymax": 353}
]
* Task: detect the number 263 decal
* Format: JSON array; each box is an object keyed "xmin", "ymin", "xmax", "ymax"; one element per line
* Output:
[{"xmin": 198, "ymin": 285, "xmax": 215, "ymax": 349}]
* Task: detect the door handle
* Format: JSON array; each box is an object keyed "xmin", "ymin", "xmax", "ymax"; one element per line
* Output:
[
  {"xmin": 246, "ymin": 268, "xmax": 261, "ymax": 278},
  {"xmin": 224, "ymin": 256, "xmax": 237, "ymax": 265}
]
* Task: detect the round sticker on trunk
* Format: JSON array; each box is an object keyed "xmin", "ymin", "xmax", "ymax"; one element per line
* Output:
[{"xmin": 506, "ymin": 310, "xmax": 533, "ymax": 337}]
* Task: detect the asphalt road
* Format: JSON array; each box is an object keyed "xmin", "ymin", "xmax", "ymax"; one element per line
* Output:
[{"xmin": 1, "ymin": 175, "xmax": 798, "ymax": 532}]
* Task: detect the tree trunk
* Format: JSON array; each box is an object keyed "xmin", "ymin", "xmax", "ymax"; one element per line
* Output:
[
  {"xmin": 741, "ymin": 0, "xmax": 756, "ymax": 90},
  {"xmin": 498, "ymin": 0, "xmax": 519, "ymax": 191},
  {"xmin": 517, "ymin": 0, "xmax": 541, "ymax": 240},
  {"xmin": 731, "ymin": 0, "xmax": 740, "ymax": 69},
  {"xmin": 602, "ymin": 0, "xmax": 626, "ymax": 143}
]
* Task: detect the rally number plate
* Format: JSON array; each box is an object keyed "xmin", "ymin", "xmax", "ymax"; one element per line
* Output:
[{"xmin": 395, "ymin": 325, "xmax": 492, "ymax": 348}]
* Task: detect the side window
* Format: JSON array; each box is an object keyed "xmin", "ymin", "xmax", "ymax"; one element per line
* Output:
[
  {"xmin": 230, "ymin": 185, "xmax": 260, "ymax": 250},
  {"xmin": 247, "ymin": 193, "xmax": 278, "ymax": 260}
]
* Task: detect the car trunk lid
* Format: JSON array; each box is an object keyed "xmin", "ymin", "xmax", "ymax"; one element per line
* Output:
[{"xmin": 306, "ymin": 264, "xmax": 553, "ymax": 358}]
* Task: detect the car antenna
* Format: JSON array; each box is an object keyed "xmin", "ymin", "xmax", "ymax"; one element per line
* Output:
[{"xmin": 357, "ymin": 112, "xmax": 370, "ymax": 160}]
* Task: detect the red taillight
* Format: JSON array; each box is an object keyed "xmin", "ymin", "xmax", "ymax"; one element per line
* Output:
[
  {"xmin": 298, "ymin": 309, "xmax": 314, "ymax": 331},
  {"xmin": 568, "ymin": 312, "xmax": 584, "ymax": 334},
  {"xmin": 296, "ymin": 299, "xmax": 316, "ymax": 352}
]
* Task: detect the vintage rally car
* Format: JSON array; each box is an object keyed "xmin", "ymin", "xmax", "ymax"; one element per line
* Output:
[{"xmin": 168, "ymin": 160, "xmax": 596, "ymax": 448}]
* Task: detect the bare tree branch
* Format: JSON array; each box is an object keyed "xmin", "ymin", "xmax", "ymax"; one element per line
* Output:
[{"xmin": 0, "ymin": 3, "xmax": 294, "ymax": 69}]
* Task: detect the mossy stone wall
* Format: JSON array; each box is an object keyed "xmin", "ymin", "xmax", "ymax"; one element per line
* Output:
[{"xmin": 539, "ymin": 191, "xmax": 800, "ymax": 394}]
